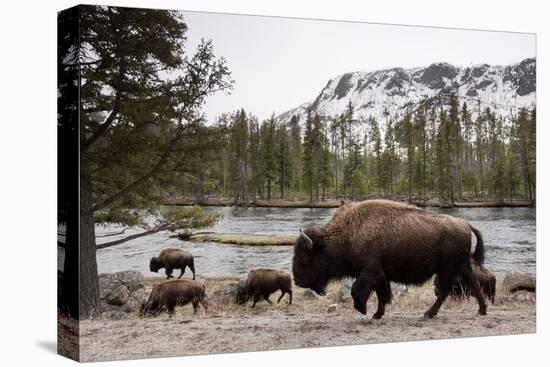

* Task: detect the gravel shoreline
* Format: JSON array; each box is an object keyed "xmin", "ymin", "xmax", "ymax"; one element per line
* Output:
[{"xmin": 77, "ymin": 277, "xmax": 536, "ymax": 362}]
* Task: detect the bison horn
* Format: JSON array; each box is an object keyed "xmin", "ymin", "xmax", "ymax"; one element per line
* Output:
[{"xmin": 299, "ymin": 229, "xmax": 313, "ymax": 250}]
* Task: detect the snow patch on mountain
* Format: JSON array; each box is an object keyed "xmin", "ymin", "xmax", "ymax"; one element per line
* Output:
[{"xmin": 277, "ymin": 58, "xmax": 535, "ymax": 125}]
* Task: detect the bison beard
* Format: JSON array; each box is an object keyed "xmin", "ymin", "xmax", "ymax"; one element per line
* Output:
[{"xmin": 292, "ymin": 200, "xmax": 487, "ymax": 319}]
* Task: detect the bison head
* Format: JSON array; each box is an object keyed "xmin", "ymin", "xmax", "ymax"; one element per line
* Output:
[
  {"xmin": 292, "ymin": 227, "xmax": 330, "ymax": 295},
  {"xmin": 149, "ymin": 257, "xmax": 160, "ymax": 272}
]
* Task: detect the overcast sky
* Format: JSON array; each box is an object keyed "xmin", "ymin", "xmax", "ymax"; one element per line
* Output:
[{"xmin": 182, "ymin": 11, "xmax": 536, "ymax": 121}]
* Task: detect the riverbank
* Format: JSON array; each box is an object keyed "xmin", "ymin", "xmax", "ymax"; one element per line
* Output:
[
  {"xmin": 78, "ymin": 276, "xmax": 535, "ymax": 362},
  {"xmin": 180, "ymin": 232, "xmax": 297, "ymax": 246},
  {"xmin": 164, "ymin": 196, "xmax": 534, "ymax": 208}
]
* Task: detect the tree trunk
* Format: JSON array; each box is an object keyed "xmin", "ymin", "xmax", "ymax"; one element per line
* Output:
[{"xmin": 79, "ymin": 174, "xmax": 100, "ymax": 318}]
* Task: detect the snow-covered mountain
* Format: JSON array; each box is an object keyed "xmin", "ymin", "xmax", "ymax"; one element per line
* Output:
[{"xmin": 277, "ymin": 58, "xmax": 535, "ymax": 124}]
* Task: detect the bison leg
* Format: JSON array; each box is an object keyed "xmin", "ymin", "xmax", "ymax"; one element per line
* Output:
[
  {"xmin": 167, "ymin": 305, "xmax": 176, "ymax": 318},
  {"xmin": 351, "ymin": 274, "xmax": 376, "ymax": 315},
  {"xmin": 372, "ymin": 280, "xmax": 391, "ymax": 320},
  {"xmin": 178, "ymin": 267, "xmax": 185, "ymax": 279},
  {"xmin": 459, "ymin": 266, "xmax": 487, "ymax": 315},
  {"xmin": 192, "ymin": 300, "xmax": 199, "ymax": 314},
  {"xmin": 251, "ymin": 293, "xmax": 261, "ymax": 308},
  {"xmin": 424, "ymin": 272, "xmax": 452, "ymax": 319},
  {"xmin": 277, "ymin": 291, "xmax": 285, "ymax": 303},
  {"xmin": 263, "ymin": 293, "xmax": 273, "ymax": 305},
  {"xmin": 165, "ymin": 267, "xmax": 173, "ymax": 279},
  {"xmin": 189, "ymin": 261, "xmax": 196, "ymax": 280}
]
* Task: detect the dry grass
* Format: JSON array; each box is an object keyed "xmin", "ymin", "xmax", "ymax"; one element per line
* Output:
[
  {"xmin": 189, "ymin": 232, "xmax": 296, "ymax": 246},
  {"xmin": 79, "ymin": 276, "xmax": 535, "ymax": 362}
]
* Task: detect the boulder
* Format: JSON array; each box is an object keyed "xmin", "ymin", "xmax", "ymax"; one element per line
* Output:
[
  {"xmin": 495, "ymin": 290, "xmax": 536, "ymax": 305},
  {"xmin": 302, "ymin": 288, "xmax": 322, "ymax": 300},
  {"xmin": 391, "ymin": 283, "xmax": 408, "ymax": 298},
  {"xmin": 503, "ymin": 272, "xmax": 536, "ymax": 293},
  {"xmin": 326, "ymin": 304, "xmax": 338, "ymax": 313},
  {"xmin": 106, "ymin": 285, "xmax": 129, "ymax": 306},
  {"xmin": 337, "ymin": 278, "xmax": 407, "ymax": 302},
  {"xmin": 211, "ymin": 282, "xmax": 240, "ymax": 304},
  {"xmin": 337, "ymin": 278, "xmax": 354, "ymax": 302},
  {"xmin": 98, "ymin": 271, "xmax": 145, "ymax": 316}
]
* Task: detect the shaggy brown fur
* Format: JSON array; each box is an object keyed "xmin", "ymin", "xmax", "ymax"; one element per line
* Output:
[
  {"xmin": 140, "ymin": 279, "xmax": 208, "ymax": 317},
  {"xmin": 434, "ymin": 263, "xmax": 496, "ymax": 304},
  {"xmin": 150, "ymin": 248, "xmax": 195, "ymax": 280},
  {"xmin": 237, "ymin": 268, "xmax": 293, "ymax": 307},
  {"xmin": 293, "ymin": 199, "xmax": 487, "ymax": 319}
]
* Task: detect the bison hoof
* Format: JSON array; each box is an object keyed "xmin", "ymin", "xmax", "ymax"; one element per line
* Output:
[
  {"xmin": 423, "ymin": 312, "xmax": 435, "ymax": 319},
  {"xmin": 372, "ymin": 313, "xmax": 383, "ymax": 320},
  {"xmin": 478, "ymin": 309, "xmax": 487, "ymax": 316},
  {"xmin": 354, "ymin": 304, "xmax": 367, "ymax": 315}
]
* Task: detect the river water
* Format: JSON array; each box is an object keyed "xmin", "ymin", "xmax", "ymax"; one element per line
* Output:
[{"xmin": 94, "ymin": 206, "xmax": 536, "ymax": 278}]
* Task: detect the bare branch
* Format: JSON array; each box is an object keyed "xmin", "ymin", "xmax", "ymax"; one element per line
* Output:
[
  {"xmin": 96, "ymin": 224, "xmax": 170, "ymax": 250},
  {"xmin": 95, "ymin": 228, "xmax": 130, "ymax": 238}
]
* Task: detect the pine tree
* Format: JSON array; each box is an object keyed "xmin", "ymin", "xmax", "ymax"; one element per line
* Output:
[
  {"xmin": 448, "ymin": 93, "xmax": 462, "ymax": 200},
  {"xmin": 276, "ymin": 123, "xmax": 292, "ymax": 199},
  {"xmin": 318, "ymin": 123, "xmax": 333, "ymax": 200},
  {"xmin": 72, "ymin": 5, "xmax": 232, "ymax": 318},
  {"xmin": 230, "ymin": 109, "xmax": 249, "ymax": 201},
  {"xmin": 261, "ymin": 115, "xmax": 277, "ymax": 200},
  {"xmin": 288, "ymin": 115, "xmax": 302, "ymax": 195},
  {"xmin": 403, "ymin": 112, "xmax": 415, "ymax": 202},
  {"xmin": 370, "ymin": 119, "xmax": 382, "ymax": 195},
  {"xmin": 302, "ymin": 111, "xmax": 315, "ymax": 201},
  {"xmin": 247, "ymin": 116, "xmax": 263, "ymax": 199}
]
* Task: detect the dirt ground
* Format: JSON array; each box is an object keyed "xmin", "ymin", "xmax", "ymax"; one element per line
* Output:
[{"xmin": 78, "ymin": 277, "xmax": 536, "ymax": 362}]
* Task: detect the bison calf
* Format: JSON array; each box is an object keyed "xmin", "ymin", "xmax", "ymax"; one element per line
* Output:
[
  {"xmin": 140, "ymin": 279, "xmax": 208, "ymax": 317},
  {"xmin": 434, "ymin": 264, "xmax": 496, "ymax": 304},
  {"xmin": 237, "ymin": 268, "xmax": 292, "ymax": 307},
  {"xmin": 150, "ymin": 248, "xmax": 195, "ymax": 280}
]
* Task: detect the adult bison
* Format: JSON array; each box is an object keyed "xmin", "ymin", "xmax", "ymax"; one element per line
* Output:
[
  {"xmin": 140, "ymin": 279, "xmax": 208, "ymax": 317},
  {"xmin": 236, "ymin": 268, "xmax": 293, "ymax": 307},
  {"xmin": 149, "ymin": 248, "xmax": 195, "ymax": 280},
  {"xmin": 292, "ymin": 200, "xmax": 487, "ymax": 319}
]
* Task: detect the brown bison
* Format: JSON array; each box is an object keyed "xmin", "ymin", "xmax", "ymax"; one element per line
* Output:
[
  {"xmin": 293, "ymin": 200, "xmax": 487, "ymax": 319},
  {"xmin": 149, "ymin": 248, "xmax": 195, "ymax": 280},
  {"xmin": 434, "ymin": 262, "xmax": 496, "ymax": 304},
  {"xmin": 140, "ymin": 279, "xmax": 208, "ymax": 317},
  {"xmin": 236, "ymin": 268, "xmax": 293, "ymax": 307}
]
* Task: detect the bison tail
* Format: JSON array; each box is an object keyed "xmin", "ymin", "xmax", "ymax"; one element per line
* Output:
[{"xmin": 470, "ymin": 225, "xmax": 485, "ymax": 267}]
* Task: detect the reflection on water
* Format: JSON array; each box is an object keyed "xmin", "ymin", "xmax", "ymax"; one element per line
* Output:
[{"xmin": 96, "ymin": 206, "xmax": 535, "ymax": 278}]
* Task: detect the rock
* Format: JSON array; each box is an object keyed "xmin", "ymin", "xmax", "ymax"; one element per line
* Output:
[
  {"xmin": 391, "ymin": 282, "xmax": 408, "ymax": 298},
  {"xmin": 337, "ymin": 278, "xmax": 354, "ymax": 302},
  {"xmin": 123, "ymin": 288, "xmax": 145, "ymax": 313},
  {"xmin": 326, "ymin": 304, "xmax": 338, "ymax": 313},
  {"xmin": 503, "ymin": 272, "xmax": 536, "ymax": 293},
  {"xmin": 106, "ymin": 285, "xmax": 129, "ymax": 306},
  {"xmin": 211, "ymin": 282, "xmax": 240, "ymax": 304},
  {"xmin": 102, "ymin": 310, "xmax": 129, "ymax": 320},
  {"xmin": 98, "ymin": 271, "xmax": 145, "ymax": 314},
  {"xmin": 495, "ymin": 290, "xmax": 536, "ymax": 305},
  {"xmin": 302, "ymin": 288, "xmax": 322, "ymax": 299},
  {"xmin": 337, "ymin": 278, "xmax": 407, "ymax": 302}
]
